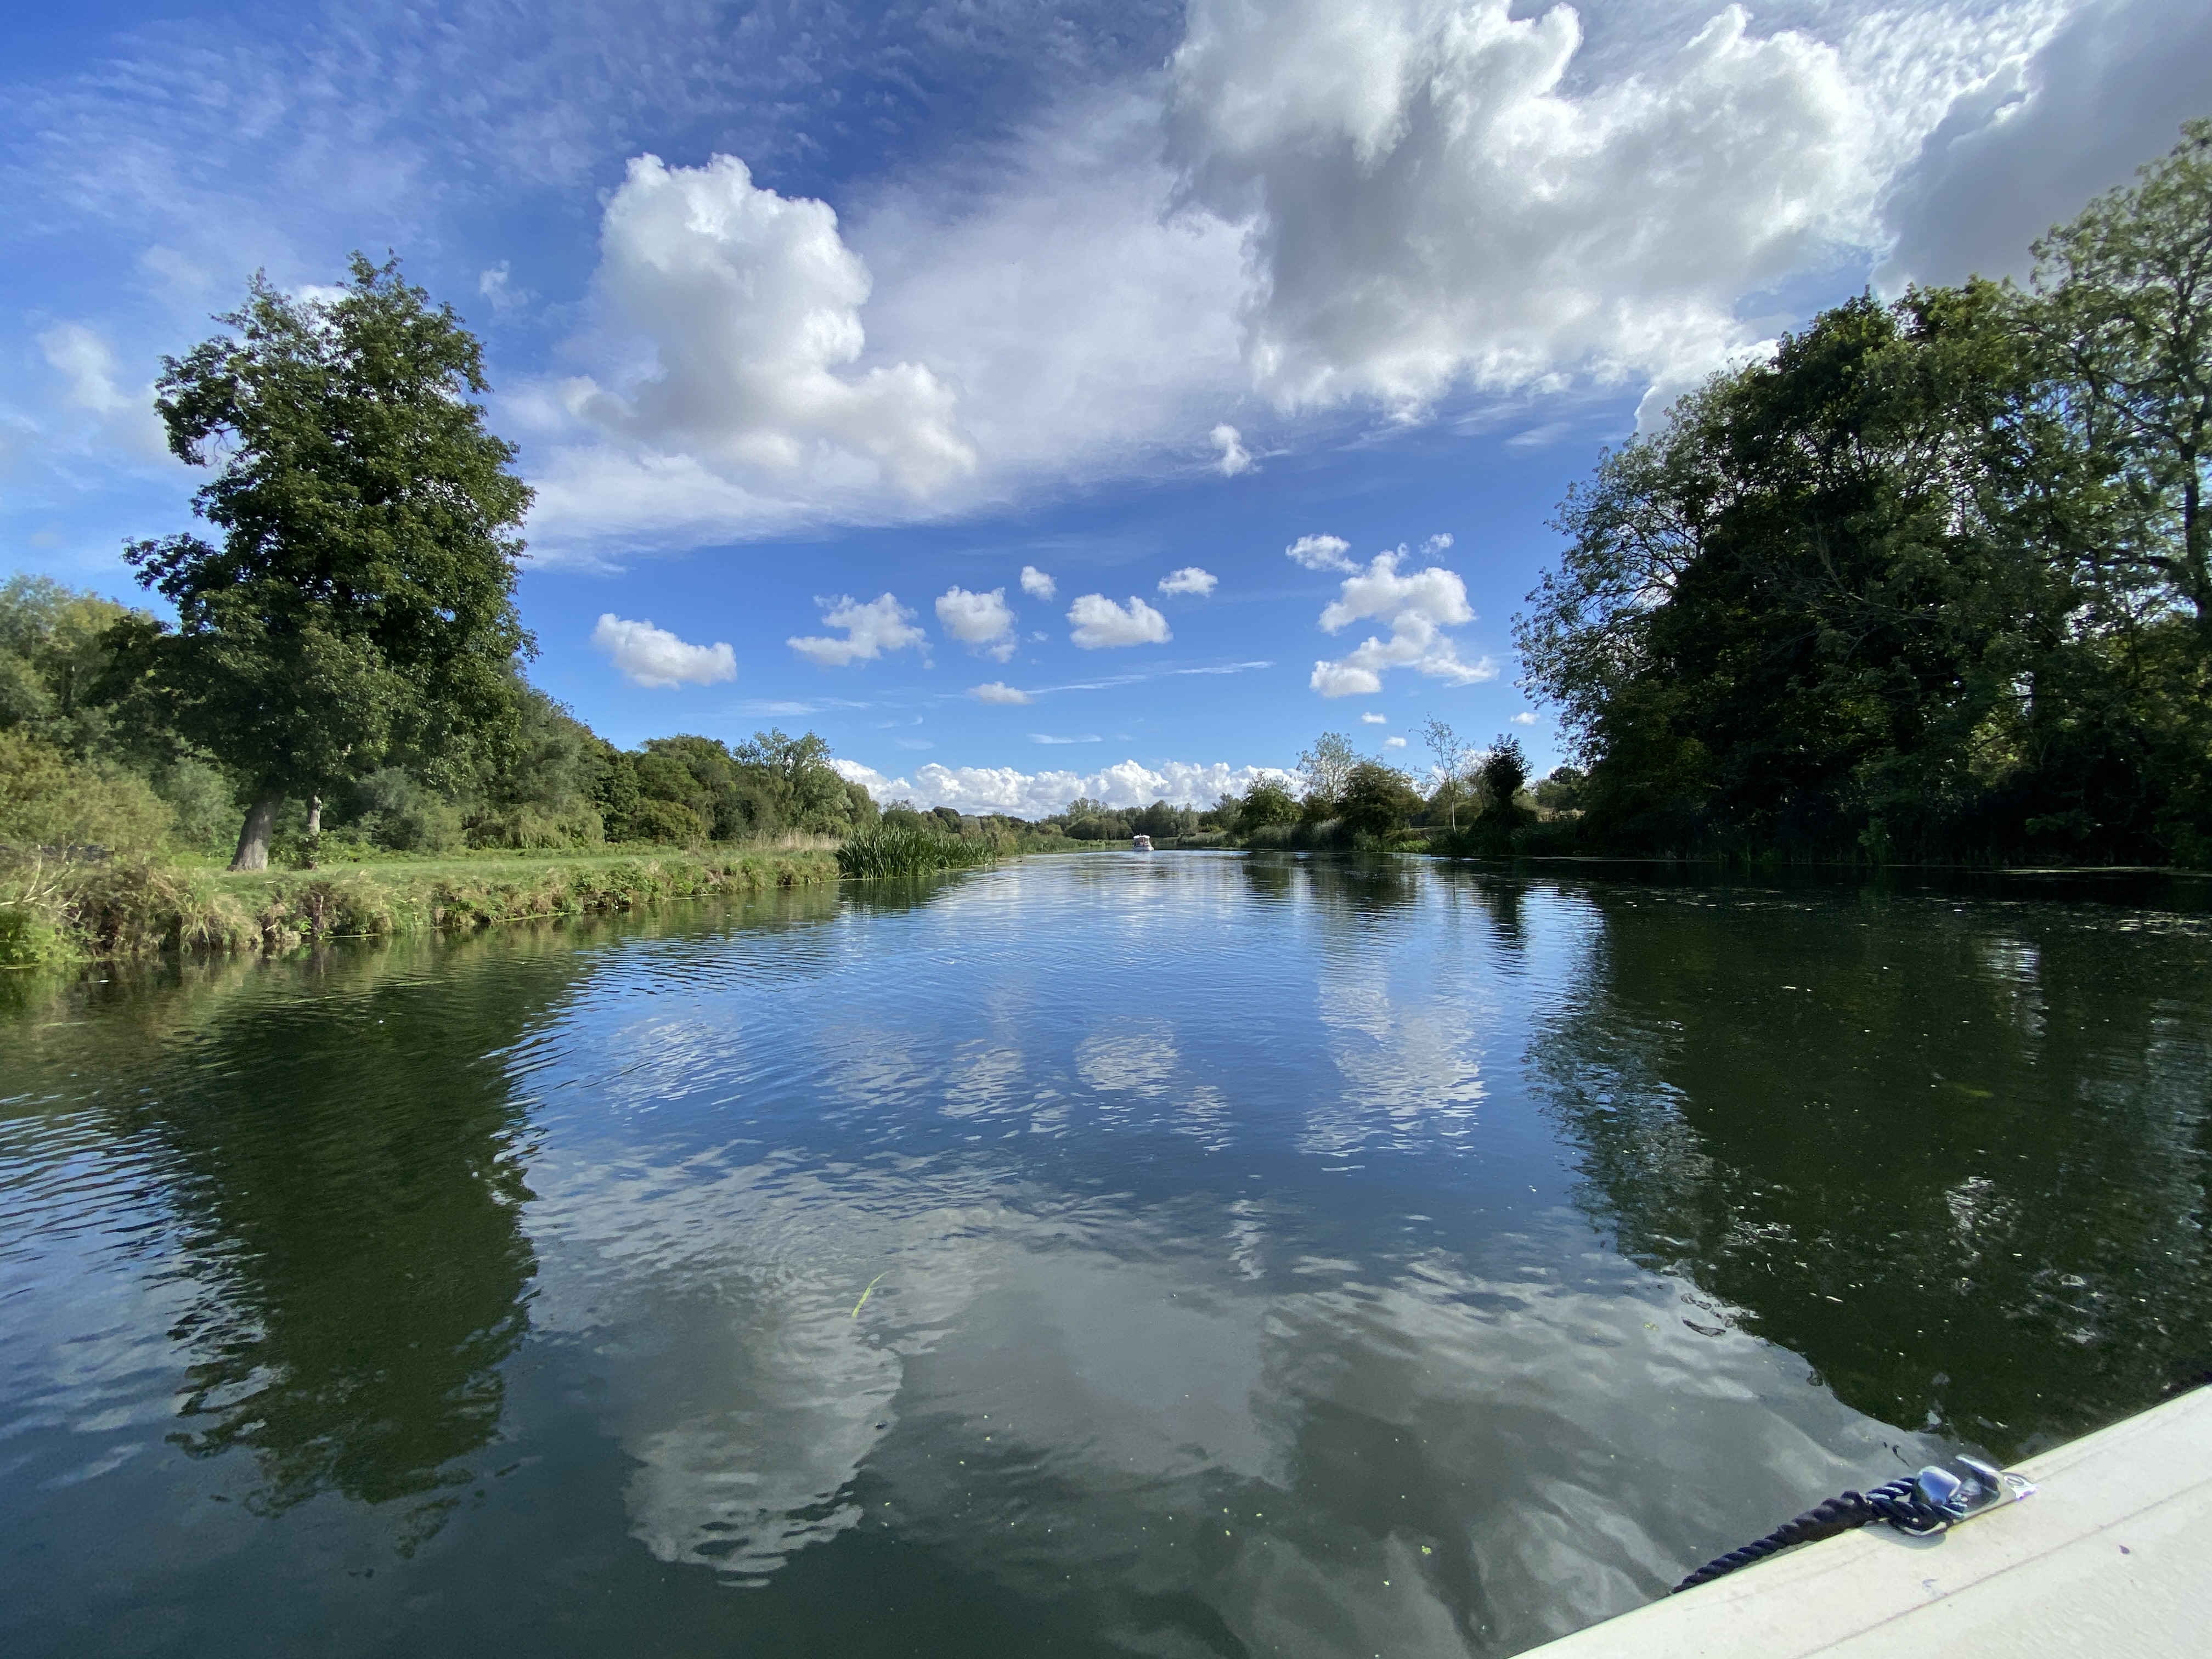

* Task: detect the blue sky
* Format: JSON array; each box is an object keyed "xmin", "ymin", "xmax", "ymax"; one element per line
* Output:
[{"xmin": 6, "ymin": 0, "xmax": 2208, "ymax": 815}]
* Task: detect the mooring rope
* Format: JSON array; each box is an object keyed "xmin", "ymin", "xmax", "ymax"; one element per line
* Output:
[
  {"xmin": 1677, "ymin": 1362, "xmax": 2193, "ymax": 1594},
  {"xmin": 1671, "ymin": 1473, "xmax": 1953, "ymax": 1593}
]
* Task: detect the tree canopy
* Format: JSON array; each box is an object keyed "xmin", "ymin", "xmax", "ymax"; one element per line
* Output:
[
  {"xmin": 122, "ymin": 255, "xmax": 534, "ymax": 868},
  {"xmin": 1516, "ymin": 122, "xmax": 2212, "ymax": 866}
]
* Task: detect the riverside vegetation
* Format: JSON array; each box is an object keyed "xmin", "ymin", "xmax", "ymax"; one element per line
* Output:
[{"xmin": 1, "ymin": 551, "xmax": 875, "ymax": 965}]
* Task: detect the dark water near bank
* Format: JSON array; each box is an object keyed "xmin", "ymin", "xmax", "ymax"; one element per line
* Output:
[{"xmin": 3, "ymin": 855, "xmax": 2208, "ymax": 1657}]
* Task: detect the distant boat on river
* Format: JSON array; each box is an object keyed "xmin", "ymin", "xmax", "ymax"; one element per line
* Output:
[{"xmin": 1132, "ymin": 834, "xmax": 1153, "ymax": 851}]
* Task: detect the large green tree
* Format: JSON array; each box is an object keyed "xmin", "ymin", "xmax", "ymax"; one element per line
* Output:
[
  {"xmin": 1516, "ymin": 122, "xmax": 2212, "ymax": 865},
  {"xmin": 2032, "ymin": 118, "xmax": 2212, "ymax": 642},
  {"xmin": 730, "ymin": 726, "xmax": 875, "ymax": 833},
  {"xmin": 123, "ymin": 255, "xmax": 533, "ymax": 869}
]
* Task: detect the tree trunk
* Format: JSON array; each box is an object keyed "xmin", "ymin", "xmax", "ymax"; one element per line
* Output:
[
  {"xmin": 304, "ymin": 794, "xmax": 322, "ymax": 837},
  {"xmin": 230, "ymin": 789, "xmax": 284, "ymax": 872}
]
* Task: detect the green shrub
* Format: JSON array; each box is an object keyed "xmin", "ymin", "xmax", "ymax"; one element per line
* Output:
[
  {"xmin": 1340, "ymin": 761, "xmax": 1424, "ymax": 842},
  {"xmin": 0, "ymin": 862, "xmax": 75, "ymax": 967},
  {"xmin": 0, "ymin": 731, "xmax": 174, "ymax": 857},
  {"xmin": 345, "ymin": 767, "xmax": 464, "ymax": 853},
  {"xmin": 627, "ymin": 798, "xmax": 706, "ymax": 845},
  {"xmin": 0, "ymin": 904, "xmax": 66, "ymax": 967},
  {"xmin": 150, "ymin": 757, "xmax": 241, "ymax": 857},
  {"xmin": 465, "ymin": 804, "xmax": 607, "ymax": 850}
]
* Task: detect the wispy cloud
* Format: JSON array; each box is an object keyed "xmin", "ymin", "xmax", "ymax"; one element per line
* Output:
[
  {"xmin": 1018, "ymin": 659, "xmax": 1271, "ymax": 696},
  {"xmin": 733, "ymin": 697, "xmax": 871, "ymax": 717}
]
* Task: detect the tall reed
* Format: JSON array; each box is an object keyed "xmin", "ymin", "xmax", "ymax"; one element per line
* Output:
[{"xmin": 834, "ymin": 826, "xmax": 995, "ymax": 879}]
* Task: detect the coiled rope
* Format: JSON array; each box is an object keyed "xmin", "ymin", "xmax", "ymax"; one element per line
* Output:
[{"xmin": 1671, "ymin": 1474, "xmax": 1949, "ymax": 1593}]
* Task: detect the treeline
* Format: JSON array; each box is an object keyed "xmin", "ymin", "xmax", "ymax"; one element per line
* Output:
[
  {"xmin": 1, "ymin": 573, "xmax": 874, "ymax": 865},
  {"xmin": 1198, "ymin": 727, "xmax": 1565, "ymax": 852},
  {"xmin": 945, "ymin": 725, "xmax": 1566, "ymax": 855},
  {"xmin": 1028, "ymin": 797, "xmax": 1206, "ymax": 842},
  {"xmin": 1517, "ymin": 121, "xmax": 2212, "ymax": 867}
]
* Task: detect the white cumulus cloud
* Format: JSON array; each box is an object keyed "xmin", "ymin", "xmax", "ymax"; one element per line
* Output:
[
  {"xmin": 969, "ymin": 681, "xmax": 1034, "ymax": 705},
  {"xmin": 833, "ymin": 757, "xmax": 1295, "ymax": 820},
  {"xmin": 935, "ymin": 585, "xmax": 1018, "ymax": 661},
  {"xmin": 1285, "ymin": 533, "xmax": 1357, "ymax": 573},
  {"xmin": 1210, "ymin": 422, "xmax": 1253, "ymax": 475},
  {"xmin": 1019, "ymin": 565, "xmax": 1058, "ymax": 600},
  {"xmin": 789, "ymin": 594, "xmax": 927, "ymax": 668},
  {"xmin": 1310, "ymin": 548, "xmax": 1494, "ymax": 698},
  {"xmin": 590, "ymin": 614, "xmax": 738, "ymax": 689},
  {"xmin": 588, "ymin": 154, "xmax": 974, "ymax": 492},
  {"xmin": 1166, "ymin": 0, "xmax": 2018, "ymax": 414},
  {"xmin": 1158, "ymin": 566, "xmax": 1218, "ymax": 597},
  {"xmin": 1068, "ymin": 594, "xmax": 1172, "ymax": 650},
  {"xmin": 1361, "ymin": 712, "xmax": 1387, "ymax": 725},
  {"xmin": 527, "ymin": 153, "xmax": 978, "ymax": 556},
  {"xmin": 1384, "ymin": 735, "xmax": 1407, "ymax": 749}
]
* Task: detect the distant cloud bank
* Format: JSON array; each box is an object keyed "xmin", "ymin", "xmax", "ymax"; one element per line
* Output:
[{"xmin": 832, "ymin": 756, "xmax": 1294, "ymax": 819}]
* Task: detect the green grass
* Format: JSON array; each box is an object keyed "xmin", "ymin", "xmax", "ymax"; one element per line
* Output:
[
  {"xmin": 835, "ymin": 826, "xmax": 996, "ymax": 879},
  {"xmin": 2, "ymin": 845, "xmax": 839, "ymax": 966}
]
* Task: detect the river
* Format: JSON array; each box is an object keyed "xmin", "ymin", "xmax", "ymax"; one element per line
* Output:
[{"xmin": 3, "ymin": 853, "xmax": 2208, "ymax": 1656}]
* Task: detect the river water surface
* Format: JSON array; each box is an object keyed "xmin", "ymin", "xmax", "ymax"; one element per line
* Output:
[{"xmin": 3, "ymin": 854, "xmax": 2209, "ymax": 1657}]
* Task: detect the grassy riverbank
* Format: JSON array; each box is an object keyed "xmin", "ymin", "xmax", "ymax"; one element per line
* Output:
[{"xmin": 0, "ymin": 845, "xmax": 840, "ymax": 967}]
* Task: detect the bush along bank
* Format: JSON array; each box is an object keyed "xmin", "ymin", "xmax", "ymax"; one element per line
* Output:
[{"xmin": 0, "ymin": 848, "xmax": 839, "ymax": 967}]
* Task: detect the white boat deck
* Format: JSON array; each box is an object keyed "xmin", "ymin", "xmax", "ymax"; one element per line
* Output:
[{"xmin": 1522, "ymin": 1385, "xmax": 2212, "ymax": 1658}]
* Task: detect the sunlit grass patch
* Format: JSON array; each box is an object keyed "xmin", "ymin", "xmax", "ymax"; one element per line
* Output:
[{"xmin": 3, "ymin": 847, "xmax": 840, "ymax": 964}]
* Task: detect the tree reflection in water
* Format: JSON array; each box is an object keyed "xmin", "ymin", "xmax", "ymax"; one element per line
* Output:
[
  {"xmin": 122, "ymin": 932, "xmax": 578, "ymax": 1543},
  {"xmin": 1530, "ymin": 879, "xmax": 2212, "ymax": 1458}
]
